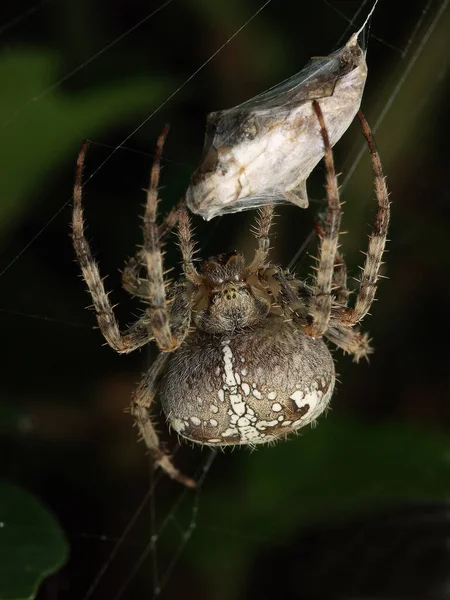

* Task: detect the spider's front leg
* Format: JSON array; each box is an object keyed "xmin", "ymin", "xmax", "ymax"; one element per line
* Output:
[
  {"xmin": 142, "ymin": 126, "xmax": 184, "ymax": 352},
  {"xmin": 128, "ymin": 128, "xmax": 198, "ymax": 350},
  {"xmin": 310, "ymin": 225, "xmax": 373, "ymax": 362},
  {"xmin": 314, "ymin": 216, "xmax": 350, "ymax": 308},
  {"xmin": 339, "ymin": 111, "xmax": 390, "ymax": 326},
  {"xmin": 332, "ymin": 249, "xmax": 350, "ymax": 307},
  {"xmin": 306, "ymin": 100, "xmax": 343, "ymax": 337},
  {"xmin": 72, "ymin": 142, "xmax": 154, "ymax": 353}
]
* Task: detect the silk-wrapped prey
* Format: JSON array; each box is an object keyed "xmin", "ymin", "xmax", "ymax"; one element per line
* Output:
[{"xmin": 187, "ymin": 33, "xmax": 367, "ymax": 220}]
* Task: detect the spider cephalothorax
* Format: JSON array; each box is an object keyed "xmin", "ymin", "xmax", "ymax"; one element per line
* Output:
[
  {"xmin": 72, "ymin": 103, "xmax": 389, "ymax": 487},
  {"xmin": 191, "ymin": 252, "xmax": 271, "ymax": 333}
]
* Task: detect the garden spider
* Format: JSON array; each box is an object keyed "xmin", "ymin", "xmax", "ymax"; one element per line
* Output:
[{"xmin": 72, "ymin": 101, "xmax": 389, "ymax": 487}]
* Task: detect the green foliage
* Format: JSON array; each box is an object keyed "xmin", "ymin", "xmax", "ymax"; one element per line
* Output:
[
  {"xmin": 0, "ymin": 483, "xmax": 68, "ymax": 600},
  {"xmin": 178, "ymin": 419, "xmax": 450, "ymax": 599},
  {"xmin": 0, "ymin": 50, "xmax": 168, "ymax": 229}
]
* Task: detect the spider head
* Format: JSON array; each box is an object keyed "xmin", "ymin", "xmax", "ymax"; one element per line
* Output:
[
  {"xmin": 192, "ymin": 252, "xmax": 270, "ymax": 333},
  {"xmin": 201, "ymin": 251, "xmax": 245, "ymax": 284}
]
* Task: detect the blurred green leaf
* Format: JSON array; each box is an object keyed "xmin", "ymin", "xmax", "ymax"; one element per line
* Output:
[
  {"xmin": 0, "ymin": 50, "xmax": 169, "ymax": 229},
  {"xmin": 178, "ymin": 419, "xmax": 450, "ymax": 599},
  {"xmin": 0, "ymin": 401, "xmax": 31, "ymax": 435},
  {"xmin": 0, "ymin": 482, "xmax": 68, "ymax": 600}
]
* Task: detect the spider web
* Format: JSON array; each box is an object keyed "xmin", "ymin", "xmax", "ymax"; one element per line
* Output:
[{"xmin": 1, "ymin": 1, "xmax": 449, "ymax": 599}]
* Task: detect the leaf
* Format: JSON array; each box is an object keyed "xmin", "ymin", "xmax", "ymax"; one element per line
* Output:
[
  {"xmin": 173, "ymin": 419, "xmax": 450, "ymax": 600},
  {"xmin": 0, "ymin": 483, "xmax": 68, "ymax": 600},
  {"xmin": 0, "ymin": 402, "xmax": 31, "ymax": 435},
  {"xmin": 0, "ymin": 50, "xmax": 169, "ymax": 229}
]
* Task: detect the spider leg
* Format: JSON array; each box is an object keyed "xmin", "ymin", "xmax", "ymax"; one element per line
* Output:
[
  {"xmin": 325, "ymin": 321, "xmax": 373, "ymax": 363},
  {"xmin": 339, "ymin": 111, "xmax": 390, "ymax": 326},
  {"xmin": 122, "ymin": 250, "xmax": 149, "ymax": 298},
  {"xmin": 332, "ymin": 249, "xmax": 350, "ymax": 307},
  {"xmin": 248, "ymin": 204, "xmax": 275, "ymax": 272},
  {"xmin": 306, "ymin": 100, "xmax": 343, "ymax": 337},
  {"xmin": 275, "ymin": 271, "xmax": 371, "ymax": 362},
  {"xmin": 131, "ymin": 353, "xmax": 196, "ymax": 488},
  {"xmin": 123, "ymin": 205, "xmax": 201, "ymax": 297},
  {"xmin": 177, "ymin": 208, "xmax": 202, "ymax": 284},
  {"xmin": 72, "ymin": 142, "xmax": 154, "ymax": 354},
  {"xmin": 142, "ymin": 127, "xmax": 191, "ymax": 352},
  {"xmin": 273, "ymin": 270, "xmax": 310, "ymax": 324},
  {"xmin": 122, "ymin": 200, "xmax": 186, "ymax": 298},
  {"xmin": 314, "ymin": 218, "xmax": 350, "ymax": 308}
]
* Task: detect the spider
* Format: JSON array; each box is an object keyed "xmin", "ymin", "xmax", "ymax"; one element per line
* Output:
[{"xmin": 72, "ymin": 101, "xmax": 389, "ymax": 488}]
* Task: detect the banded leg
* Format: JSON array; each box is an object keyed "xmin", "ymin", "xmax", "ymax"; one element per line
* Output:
[
  {"xmin": 314, "ymin": 220, "xmax": 350, "ymax": 308},
  {"xmin": 177, "ymin": 208, "xmax": 202, "ymax": 284},
  {"xmin": 333, "ymin": 249, "xmax": 350, "ymax": 307},
  {"xmin": 325, "ymin": 322, "xmax": 373, "ymax": 363},
  {"xmin": 275, "ymin": 271, "xmax": 371, "ymax": 362},
  {"xmin": 142, "ymin": 127, "xmax": 185, "ymax": 352},
  {"xmin": 131, "ymin": 353, "xmax": 196, "ymax": 487},
  {"xmin": 158, "ymin": 196, "xmax": 185, "ymax": 239},
  {"xmin": 248, "ymin": 204, "xmax": 275, "ymax": 272},
  {"xmin": 122, "ymin": 201, "xmax": 186, "ymax": 298},
  {"xmin": 275, "ymin": 270, "xmax": 311, "ymax": 324},
  {"xmin": 72, "ymin": 141, "xmax": 154, "ymax": 353},
  {"xmin": 306, "ymin": 100, "xmax": 343, "ymax": 337},
  {"xmin": 122, "ymin": 249, "xmax": 149, "ymax": 298},
  {"xmin": 340, "ymin": 111, "xmax": 390, "ymax": 325}
]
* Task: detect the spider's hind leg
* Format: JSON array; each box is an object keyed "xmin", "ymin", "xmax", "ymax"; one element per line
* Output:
[{"xmin": 131, "ymin": 353, "xmax": 196, "ymax": 488}]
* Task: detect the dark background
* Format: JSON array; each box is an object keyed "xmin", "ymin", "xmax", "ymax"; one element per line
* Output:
[{"xmin": 1, "ymin": 1, "xmax": 450, "ymax": 599}]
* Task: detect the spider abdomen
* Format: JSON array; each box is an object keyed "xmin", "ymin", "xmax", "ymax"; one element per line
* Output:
[{"xmin": 159, "ymin": 318, "xmax": 335, "ymax": 446}]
